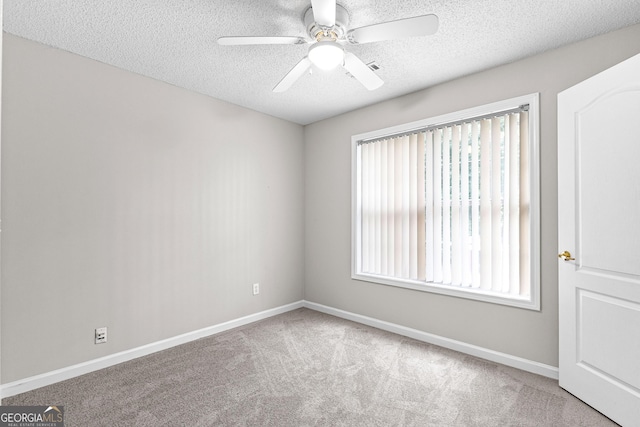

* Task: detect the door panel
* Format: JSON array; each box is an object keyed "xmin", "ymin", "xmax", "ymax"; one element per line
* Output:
[
  {"xmin": 579, "ymin": 291, "xmax": 640, "ymax": 392},
  {"xmin": 558, "ymin": 52, "xmax": 640, "ymax": 427},
  {"xmin": 578, "ymin": 89, "xmax": 640, "ymax": 276}
]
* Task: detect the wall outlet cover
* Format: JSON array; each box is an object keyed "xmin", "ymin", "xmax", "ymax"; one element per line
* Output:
[{"xmin": 95, "ymin": 327, "xmax": 107, "ymax": 344}]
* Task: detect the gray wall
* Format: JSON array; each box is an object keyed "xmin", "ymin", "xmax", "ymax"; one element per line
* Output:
[
  {"xmin": 1, "ymin": 34, "xmax": 305, "ymax": 383},
  {"xmin": 4, "ymin": 22, "xmax": 640, "ymax": 384},
  {"xmin": 304, "ymin": 23, "xmax": 640, "ymax": 367}
]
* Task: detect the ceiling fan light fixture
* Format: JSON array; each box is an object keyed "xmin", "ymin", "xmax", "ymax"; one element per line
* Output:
[{"xmin": 308, "ymin": 41, "xmax": 344, "ymax": 70}]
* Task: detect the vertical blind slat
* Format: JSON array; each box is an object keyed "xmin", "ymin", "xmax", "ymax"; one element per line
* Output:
[
  {"xmin": 381, "ymin": 139, "xmax": 388, "ymax": 276},
  {"xmin": 394, "ymin": 138, "xmax": 403, "ymax": 278},
  {"xmin": 374, "ymin": 140, "xmax": 382, "ymax": 273},
  {"xmin": 433, "ymin": 130, "xmax": 443, "ymax": 283},
  {"xmin": 460, "ymin": 124, "xmax": 471, "ymax": 287},
  {"xmin": 479, "ymin": 119, "xmax": 492, "ymax": 290},
  {"xmin": 409, "ymin": 134, "xmax": 418, "ymax": 279},
  {"xmin": 471, "ymin": 122, "xmax": 481, "ymax": 288},
  {"xmin": 401, "ymin": 137, "xmax": 411, "ymax": 278},
  {"xmin": 508, "ymin": 114, "xmax": 520, "ymax": 295},
  {"xmin": 417, "ymin": 132, "xmax": 427, "ymax": 281},
  {"xmin": 387, "ymin": 138, "xmax": 395, "ymax": 277},
  {"xmin": 502, "ymin": 118, "xmax": 512, "ymax": 294},
  {"xmin": 361, "ymin": 143, "xmax": 370, "ymax": 273},
  {"xmin": 451, "ymin": 125, "xmax": 462, "ymax": 286},
  {"xmin": 425, "ymin": 131, "xmax": 435, "ymax": 282},
  {"xmin": 442, "ymin": 127, "xmax": 452, "ymax": 285},
  {"xmin": 519, "ymin": 112, "xmax": 530, "ymax": 296},
  {"xmin": 491, "ymin": 117, "xmax": 503, "ymax": 293}
]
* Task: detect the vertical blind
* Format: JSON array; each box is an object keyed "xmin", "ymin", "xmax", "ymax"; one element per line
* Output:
[{"xmin": 357, "ymin": 109, "xmax": 530, "ymax": 297}]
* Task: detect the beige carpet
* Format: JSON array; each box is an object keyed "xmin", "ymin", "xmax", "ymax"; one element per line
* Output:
[{"xmin": 3, "ymin": 308, "xmax": 617, "ymax": 426}]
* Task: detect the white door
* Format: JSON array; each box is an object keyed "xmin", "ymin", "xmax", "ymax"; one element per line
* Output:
[{"xmin": 558, "ymin": 52, "xmax": 640, "ymax": 427}]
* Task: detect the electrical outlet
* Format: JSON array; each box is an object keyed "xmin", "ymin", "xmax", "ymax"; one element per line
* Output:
[
  {"xmin": 95, "ymin": 327, "xmax": 107, "ymax": 344},
  {"xmin": 252, "ymin": 283, "xmax": 260, "ymax": 295}
]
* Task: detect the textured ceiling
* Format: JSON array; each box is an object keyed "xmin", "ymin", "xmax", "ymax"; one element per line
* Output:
[{"xmin": 5, "ymin": 0, "xmax": 640, "ymax": 125}]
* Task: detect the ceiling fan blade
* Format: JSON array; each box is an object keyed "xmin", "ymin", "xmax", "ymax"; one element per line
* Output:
[
  {"xmin": 311, "ymin": 0, "xmax": 336, "ymax": 27},
  {"xmin": 347, "ymin": 14, "xmax": 439, "ymax": 44},
  {"xmin": 343, "ymin": 52, "xmax": 384, "ymax": 91},
  {"xmin": 218, "ymin": 36, "xmax": 307, "ymax": 46},
  {"xmin": 273, "ymin": 57, "xmax": 312, "ymax": 92}
]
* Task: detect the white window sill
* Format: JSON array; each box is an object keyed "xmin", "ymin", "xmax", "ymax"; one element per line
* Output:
[{"xmin": 352, "ymin": 272, "xmax": 540, "ymax": 311}]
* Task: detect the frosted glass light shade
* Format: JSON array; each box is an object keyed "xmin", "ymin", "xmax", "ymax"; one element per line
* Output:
[{"xmin": 308, "ymin": 41, "xmax": 344, "ymax": 70}]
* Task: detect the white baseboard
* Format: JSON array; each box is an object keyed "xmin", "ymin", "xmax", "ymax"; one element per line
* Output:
[
  {"xmin": 302, "ymin": 301, "xmax": 559, "ymax": 380},
  {"xmin": 1, "ymin": 301, "xmax": 304, "ymax": 399},
  {"xmin": 2, "ymin": 299, "xmax": 558, "ymax": 399}
]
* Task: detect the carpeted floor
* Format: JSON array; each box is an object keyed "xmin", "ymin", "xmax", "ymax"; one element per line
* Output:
[{"xmin": 3, "ymin": 308, "xmax": 617, "ymax": 426}]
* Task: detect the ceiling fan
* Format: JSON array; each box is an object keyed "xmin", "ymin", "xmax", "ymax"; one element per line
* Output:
[{"xmin": 218, "ymin": 0, "xmax": 439, "ymax": 92}]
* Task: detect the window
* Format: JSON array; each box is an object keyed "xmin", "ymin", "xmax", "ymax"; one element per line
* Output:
[{"xmin": 351, "ymin": 94, "xmax": 540, "ymax": 310}]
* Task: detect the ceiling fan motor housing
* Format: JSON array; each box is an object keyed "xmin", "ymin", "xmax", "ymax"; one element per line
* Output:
[{"xmin": 304, "ymin": 4, "xmax": 350, "ymax": 40}]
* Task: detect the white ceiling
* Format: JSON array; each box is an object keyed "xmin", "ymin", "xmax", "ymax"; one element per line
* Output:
[{"xmin": 5, "ymin": 0, "xmax": 640, "ymax": 125}]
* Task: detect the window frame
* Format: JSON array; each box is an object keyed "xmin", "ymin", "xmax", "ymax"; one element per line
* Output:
[{"xmin": 351, "ymin": 93, "xmax": 541, "ymax": 310}]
